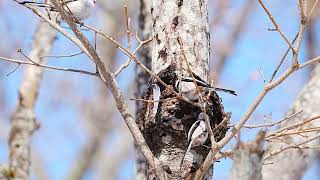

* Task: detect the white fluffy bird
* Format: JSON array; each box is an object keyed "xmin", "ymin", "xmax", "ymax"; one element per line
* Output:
[
  {"xmin": 18, "ymin": 0, "xmax": 96, "ymax": 21},
  {"xmin": 181, "ymin": 113, "xmax": 209, "ymax": 165}
]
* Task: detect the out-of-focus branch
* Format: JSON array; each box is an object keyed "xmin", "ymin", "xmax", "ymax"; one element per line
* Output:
[
  {"xmin": 230, "ymin": 131, "xmax": 266, "ymax": 180},
  {"xmin": 306, "ymin": 20, "xmax": 315, "ymax": 60},
  {"xmin": 214, "ymin": 0, "xmax": 255, "ymax": 80},
  {"xmin": 209, "ymin": 0, "xmax": 230, "ymax": 29},
  {"xmin": 8, "ymin": 20, "xmax": 57, "ymax": 179},
  {"xmin": 96, "ymin": 127, "xmax": 132, "ymax": 180},
  {"xmin": 31, "ymin": 152, "xmax": 50, "ymax": 180}
]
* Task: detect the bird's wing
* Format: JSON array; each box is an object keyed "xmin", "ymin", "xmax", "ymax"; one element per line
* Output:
[
  {"xmin": 187, "ymin": 120, "xmax": 200, "ymax": 142},
  {"xmin": 192, "ymin": 72, "xmax": 209, "ymax": 84}
]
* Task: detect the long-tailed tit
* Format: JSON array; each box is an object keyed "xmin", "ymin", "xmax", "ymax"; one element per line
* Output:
[
  {"xmin": 18, "ymin": 0, "xmax": 96, "ymax": 21},
  {"xmin": 181, "ymin": 113, "xmax": 208, "ymax": 165},
  {"xmin": 175, "ymin": 73, "xmax": 237, "ymax": 100}
]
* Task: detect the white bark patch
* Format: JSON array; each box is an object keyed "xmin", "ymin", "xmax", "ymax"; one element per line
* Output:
[{"xmin": 152, "ymin": 0, "xmax": 209, "ymax": 80}]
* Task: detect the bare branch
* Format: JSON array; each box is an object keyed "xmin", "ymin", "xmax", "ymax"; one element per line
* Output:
[
  {"xmin": 242, "ymin": 111, "xmax": 303, "ymax": 129},
  {"xmin": 40, "ymin": 51, "xmax": 83, "ymax": 58},
  {"xmin": 195, "ymin": 4, "xmax": 318, "ymax": 177},
  {"xmin": 0, "ymin": 56, "xmax": 97, "ymax": 77},
  {"xmin": 257, "ymin": 0, "xmax": 297, "ymax": 54},
  {"xmin": 49, "ymin": 0, "xmax": 164, "ymax": 176},
  {"xmin": 269, "ymin": 32, "xmax": 299, "ymax": 82},
  {"xmin": 264, "ymin": 134, "xmax": 320, "ymax": 161},
  {"xmin": 114, "ymin": 36, "xmax": 152, "ymax": 77}
]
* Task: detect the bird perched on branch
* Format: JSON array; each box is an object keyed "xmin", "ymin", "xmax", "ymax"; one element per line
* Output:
[
  {"xmin": 181, "ymin": 113, "xmax": 209, "ymax": 165},
  {"xmin": 175, "ymin": 72, "xmax": 237, "ymax": 100},
  {"xmin": 18, "ymin": 0, "xmax": 96, "ymax": 21}
]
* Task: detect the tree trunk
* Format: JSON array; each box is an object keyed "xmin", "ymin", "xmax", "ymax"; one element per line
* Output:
[
  {"xmin": 230, "ymin": 131, "xmax": 265, "ymax": 180},
  {"xmin": 136, "ymin": 0, "xmax": 153, "ymax": 179},
  {"xmin": 137, "ymin": 0, "xmax": 228, "ymax": 179},
  {"xmin": 8, "ymin": 20, "xmax": 57, "ymax": 180}
]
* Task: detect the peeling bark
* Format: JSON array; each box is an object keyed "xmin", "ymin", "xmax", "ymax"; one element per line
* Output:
[
  {"xmin": 262, "ymin": 65, "xmax": 320, "ymax": 180},
  {"xmin": 8, "ymin": 21, "xmax": 57, "ymax": 179}
]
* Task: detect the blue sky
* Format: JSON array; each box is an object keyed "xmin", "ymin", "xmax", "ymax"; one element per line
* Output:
[{"xmin": 0, "ymin": 0, "xmax": 319, "ymax": 179}]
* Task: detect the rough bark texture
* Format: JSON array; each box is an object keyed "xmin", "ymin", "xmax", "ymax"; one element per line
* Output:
[
  {"xmin": 8, "ymin": 21, "xmax": 57, "ymax": 179},
  {"xmin": 135, "ymin": 0, "xmax": 153, "ymax": 179},
  {"xmin": 230, "ymin": 131, "xmax": 265, "ymax": 180},
  {"xmin": 262, "ymin": 64, "xmax": 320, "ymax": 180},
  {"xmin": 136, "ymin": 0, "xmax": 229, "ymax": 179},
  {"xmin": 151, "ymin": 0, "xmax": 210, "ymax": 78}
]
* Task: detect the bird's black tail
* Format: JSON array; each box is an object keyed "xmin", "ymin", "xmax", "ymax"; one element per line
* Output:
[
  {"xmin": 214, "ymin": 87, "xmax": 237, "ymax": 96},
  {"xmin": 204, "ymin": 87, "xmax": 237, "ymax": 96}
]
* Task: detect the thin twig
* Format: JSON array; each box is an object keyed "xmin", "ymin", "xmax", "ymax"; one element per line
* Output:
[
  {"xmin": 258, "ymin": 67, "xmax": 266, "ymax": 84},
  {"xmin": 124, "ymin": 5, "xmax": 131, "ymax": 50},
  {"xmin": 6, "ymin": 63, "xmax": 21, "ymax": 76},
  {"xmin": 268, "ymin": 127, "xmax": 320, "ymax": 139},
  {"xmin": 242, "ymin": 111, "xmax": 303, "ymax": 129},
  {"xmin": 194, "ymin": 8, "xmax": 315, "ymax": 177},
  {"xmin": 299, "ymin": 55, "xmax": 320, "ymax": 69},
  {"xmin": 130, "ymin": 97, "xmax": 176, "ymax": 103},
  {"xmin": 264, "ymin": 134, "xmax": 320, "ymax": 161},
  {"xmin": 15, "ymin": 1, "xmax": 93, "ymax": 60},
  {"xmin": 269, "ymin": 32, "xmax": 299, "ymax": 82},
  {"xmin": 114, "ymin": 37, "xmax": 152, "ymax": 76},
  {"xmin": 40, "ymin": 51, "xmax": 83, "ymax": 58},
  {"xmin": 49, "ymin": 1, "xmax": 166, "ymax": 176},
  {"xmin": 257, "ymin": 0, "xmax": 297, "ymax": 54},
  {"xmin": 266, "ymin": 115, "xmax": 320, "ymax": 140},
  {"xmin": 83, "ymin": 23, "xmax": 201, "ymax": 107},
  {"xmin": 0, "ymin": 56, "xmax": 98, "ymax": 77}
]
